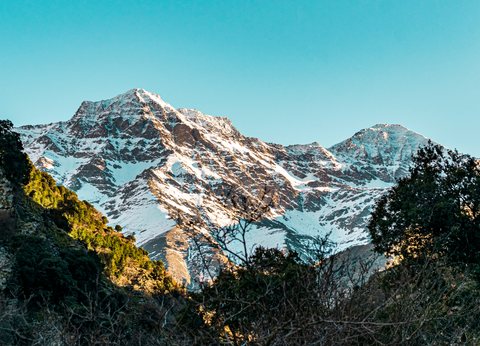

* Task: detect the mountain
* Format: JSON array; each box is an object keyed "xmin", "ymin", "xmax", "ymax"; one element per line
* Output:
[{"xmin": 17, "ymin": 89, "xmax": 434, "ymax": 285}]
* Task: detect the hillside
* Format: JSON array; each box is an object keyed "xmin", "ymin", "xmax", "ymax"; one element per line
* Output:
[{"xmin": 0, "ymin": 120, "xmax": 183, "ymax": 344}]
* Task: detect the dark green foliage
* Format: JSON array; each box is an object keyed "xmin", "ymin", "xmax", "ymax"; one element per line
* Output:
[
  {"xmin": 61, "ymin": 248, "xmax": 103, "ymax": 291},
  {"xmin": 368, "ymin": 141, "xmax": 480, "ymax": 265},
  {"xmin": 0, "ymin": 119, "xmax": 33, "ymax": 185},
  {"xmin": 363, "ymin": 141, "xmax": 480, "ymax": 342},
  {"xmin": 10, "ymin": 234, "xmax": 102, "ymax": 305},
  {"xmin": 0, "ymin": 209, "xmax": 16, "ymax": 241},
  {"xmin": 5, "ymin": 231, "xmax": 179, "ymax": 344},
  {"xmin": 181, "ymin": 247, "xmax": 317, "ymax": 338},
  {"xmin": 151, "ymin": 260, "xmax": 165, "ymax": 281},
  {"xmin": 163, "ymin": 276, "xmax": 175, "ymax": 292}
]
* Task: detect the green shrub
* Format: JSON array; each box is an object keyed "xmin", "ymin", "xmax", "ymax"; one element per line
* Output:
[
  {"xmin": 0, "ymin": 119, "xmax": 33, "ymax": 185},
  {"xmin": 23, "ymin": 167, "xmax": 176, "ymax": 289},
  {"xmin": 10, "ymin": 234, "xmax": 103, "ymax": 305}
]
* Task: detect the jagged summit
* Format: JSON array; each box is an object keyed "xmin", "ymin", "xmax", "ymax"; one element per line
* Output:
[
  {"xmin": 335, "ymin": 123, "xmax": 426, "ymax": 147},
  {"xmin": 370, "ymin": 123, "xmax": 409, "ymax": 130},
  {"xmin": 70, "ymin": 88, "xmax": 175, "ymax": 124},
  {"xmin": 328, "ymin": 123, "xmax": 430, "ymax": 170},
  {"xmin": 16, "ymin": 89, "xmax": 441, "ymax": 285},
  {"xmin": 73, "ymin": 89, "xmax": 235, "ymax": 130},
  {"xmin": 23, "ymin": 89, "xmax": 242, "ymax": 145},
  {"xmin": 94, "ymin": 88, "xmax": 169, "ymax": 106},
  {"xmin": 354, "ymin": 124, "xmax": 424, "ymax": 139}
]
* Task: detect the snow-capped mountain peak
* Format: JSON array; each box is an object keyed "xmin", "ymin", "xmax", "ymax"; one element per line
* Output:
[
  {"xmin": 17, "ymin": 90, "xmax": 438, "ymax": 285},
  {"xmin": 328, "ymin": 124, "xmax": 431, "ymax": 180}
]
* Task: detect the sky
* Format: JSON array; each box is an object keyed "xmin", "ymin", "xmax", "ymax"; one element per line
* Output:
[{"xmin": 1, "ymin": 0, "xmax": 480, "ymax": 156}]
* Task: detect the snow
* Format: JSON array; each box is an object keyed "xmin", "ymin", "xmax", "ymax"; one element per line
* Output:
[
  {"xmin": 75, "ymin": 183, "xmax": 109, "ymax": 207},
  {"xmin": 108, "ymin": 160, "xmax": 160, "ymax": 186},
  {"xmin": 17, "ymin": 88, "xmax": 445, "ymax": 284},
  {"xmin": 232, "ymin": 225, "xmax": 287, "ymax": 258},
  {"xmin": 112, "ymin": 199, "xmax": 176, "ymax": 246},
  {"xmin": 39, "ymin": 157, "xmax": 55, "ymax": 170},
  {"xmin": 361, "ymin": 179, "xmax": 394, "ymax": 188}
]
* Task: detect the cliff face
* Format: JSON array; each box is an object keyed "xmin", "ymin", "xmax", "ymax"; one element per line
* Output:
[{"xmin": 17, "ymin": 89, "xmax": 435, "ymax": 284}]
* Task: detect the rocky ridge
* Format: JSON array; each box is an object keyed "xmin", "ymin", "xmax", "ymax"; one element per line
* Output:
[{"xmin": 17, "ymin": 89, "xmax": 435, "ymax": 284}]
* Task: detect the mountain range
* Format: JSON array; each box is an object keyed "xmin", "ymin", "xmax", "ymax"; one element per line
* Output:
[{"xmin": 17, "ymin": 89, "xmax": 435, "ymax": 284}]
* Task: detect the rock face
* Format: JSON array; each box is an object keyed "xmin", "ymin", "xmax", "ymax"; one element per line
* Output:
[{"xmin": 17, "ymin": 89, "xmax": 436, "ymax": 285}]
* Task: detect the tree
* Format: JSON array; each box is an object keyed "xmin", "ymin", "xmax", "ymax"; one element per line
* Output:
[
  {"xmin": 0, "ymin": 119, "xmax": 32, "ymax": 185},
  {"xmin": 177, "ymin": 189, "xmax": 424, "ymax": 345},
  {"xmin": 181, "ymin": 246, "xmax": 325, "ymax": 345},
  {"xmin": 172, "ymin": 182, "xmax": 480, "ymax": 345},
  {"xmin": 368, "ymin": 141, "xmax": 480, "ymax": 264}
]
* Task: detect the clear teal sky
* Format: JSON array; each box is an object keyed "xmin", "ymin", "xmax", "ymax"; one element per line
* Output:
[{"xmin": 1, "ymin": 0, "xmax": 480, "ymax": 155}]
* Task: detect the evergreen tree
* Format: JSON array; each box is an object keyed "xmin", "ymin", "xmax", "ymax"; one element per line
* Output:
[
  {"xmin": 0, "ymin": 119, "xmax": 32, "ymax": 185},
  {"xmin": 368, "ymin": 141, "xmax": 480, "ymax": 264}
]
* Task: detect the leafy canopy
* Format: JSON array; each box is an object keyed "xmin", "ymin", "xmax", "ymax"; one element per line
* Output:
[
  {"xmin": 368, "ymin": 141, "xmax": 480, "ymax": 264},
  {"xmin": 180, "ymin": 247, "xmax": 319, "ymax": 336}
]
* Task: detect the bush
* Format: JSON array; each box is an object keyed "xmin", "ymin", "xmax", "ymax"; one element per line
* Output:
[
  {"xmin": 0, "ymin": 210, "xmax": 16, "ymax": 241},
  {"xmin": 0, "ymin": 119, "xmax": 32, "ymax": 185},
  {"xmin": 368, "ymin": 141, "xmax": 480, "ymax": 265},
  {"xmin": 11, "ymin": 235, "xmax": 75, "ymax": 304}
]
